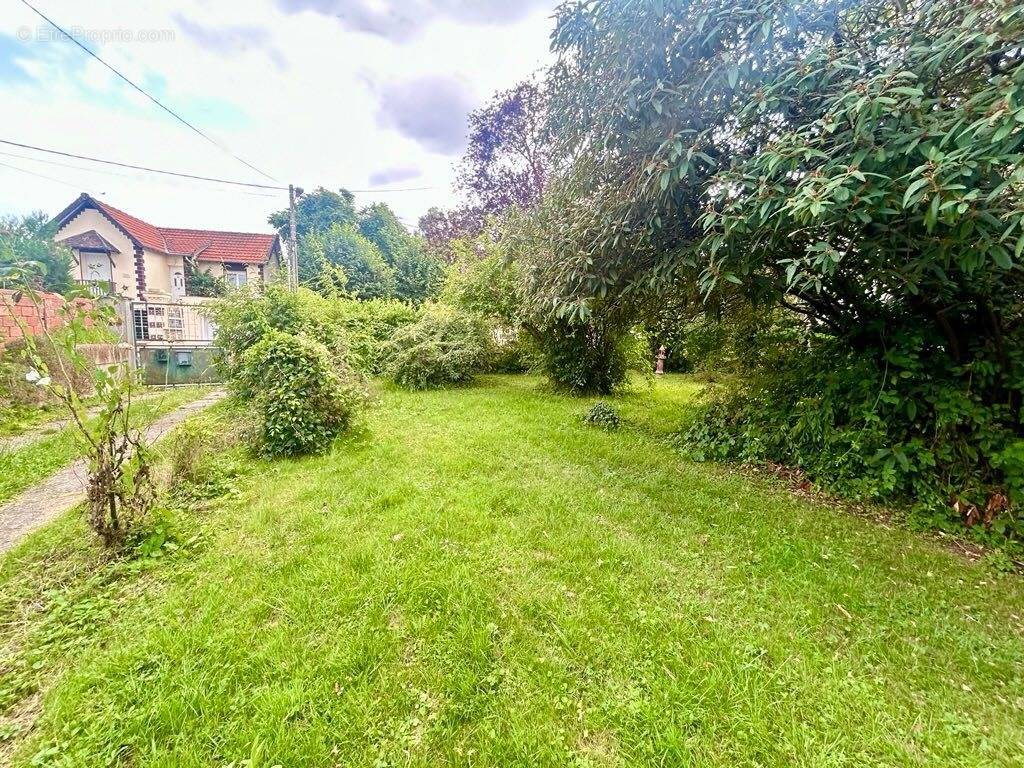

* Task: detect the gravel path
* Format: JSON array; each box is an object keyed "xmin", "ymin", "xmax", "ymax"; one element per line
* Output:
[{"xmin": 0, "ymin": 389, "xmax": 226, "ymax": 555}]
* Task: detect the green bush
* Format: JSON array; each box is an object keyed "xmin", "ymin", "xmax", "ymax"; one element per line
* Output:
[
  {"xmin": 236, "ymin": 331, "xmax": 366, "ymax": 457},
  {"xmin": 487, "ymin": 328, "xmax": 537, "ymax": 374},
  {"xmin": 681, "ymin": 329, "xmax": 1024, "ymax": 548},
  {"xmin": 384, "ymin": 305, "xmax": 492, "ymax": 389},
  {"xmin": 208, "ymin": 283, "xmax": 351, "ymax": 377},
  {"xmin": 331, "ymin": 297, "xmax": 420, "ymax": 375},
  {"xmin": 162, "ymin": 410, "xmax": 244, "ymax": 498},
  {"xmin": 185, "ymin": 266, "xmax": 227, "ymax": 298},
  {"xmin": 584, "ymin": 401, "xmax": 621, "ymax": 430},
  {"xmin": 535, "ymin": 317, "xmax": 647, "ymax": 396}
]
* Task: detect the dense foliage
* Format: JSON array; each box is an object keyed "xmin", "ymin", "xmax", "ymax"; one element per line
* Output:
[
  {"xmin": 304, "ymin": 223, "xmax": 397, "ymax": 300},
  {"xmin": 184, "ymin": 263, "xmax": 227, "ymax": 298},
  {"xmin": 417, "ymin": 206, "xmax": 485, "ymax": 263},
  {"xmin": 359, "ymin": 203, "xmax": 444, "ymax": 302},
  {"xmin": 458, "ymin": 81, "xmax": 550, "ymax": 215},
  {"xmin": 208, "ymin": 283, "xmax": 350, "ymax": 378},
  {"xmin": 271, "ymin": 189, "xmax": 443, "ymax": 303},
  {"xmin": 415, "ymin": 81, "xmax": 550, "ymax": 263},
  {"xmin": 507, "ymin": 0, "xmax": 1024, "ymax": 543},
  {"xmin": 534, "ymin": 316, "xmax": 647, "ymax": 396},
  {"xmin": 236, "ymin": 330, "xmax": 365, "ymax": 457},
  {"xmin": 0, "ymin": 212, "xmax": 72, "ymax": 294},
  {"xmin": 269, "ymin": 187, "xmax": 357, "ymax": 241},
  {"xmin": 383, "ymin": 305, "xmax": 492, "ymax": 390},
  {"xmin": 331, "ymin": 297, "xmax": 420, "ymax": 375}
]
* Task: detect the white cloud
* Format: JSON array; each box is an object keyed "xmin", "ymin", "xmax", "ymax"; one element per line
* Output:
[{"xmin": 0, "ymin": 0, "xmax": 556, "ymax": 232}]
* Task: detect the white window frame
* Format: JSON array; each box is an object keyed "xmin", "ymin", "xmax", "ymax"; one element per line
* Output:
[{"xmin": 225, "ymin": 267, "xmax": 248, "ymax": 289}]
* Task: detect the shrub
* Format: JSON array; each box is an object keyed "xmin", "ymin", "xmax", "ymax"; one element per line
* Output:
[
  {"xmin": 534, "ymin": 317, "xmax": 647, "ymax": 396},
  {"xmin": 162, "ymin": 410, "xmax": 245, "ymax": 498},
  {"xmin": 584, "ymin": 401, "xmax": 621, "ymax": 430},
  {"xmin": 237, "ymin": 331, "xmax": 366, "ymax": 457},
  {"xmin": 488, "ymin": 328, "xmax": 537, "ymax": 374},
  {"xmin": 208, "ymin": 283, "xmax": 351, "ymax": 378},
  {"xmin": 384, "ymin": 305, "xmax": 492, "ymax": 389},
  {"xmin": 681, "ymin": 329, "xmax": 1024, "ymax": 548},
  {"xmin": 331, "ymin": 297, "xmax": 420, "ymax": 375},
  {"xmin": 185, "ymin": 266, "xmax": 227, "ymax": 298}
]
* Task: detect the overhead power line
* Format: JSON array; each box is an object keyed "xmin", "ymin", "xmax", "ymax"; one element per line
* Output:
[
  {"xmin": 0, "ymin": 158, "xmax": 82, "ymax": 190},
  {"xmin": 0, "ymin": 149, "xmax": 281, "ymax": 199},
  {"xmin": 0, "ymin": 138, "xmax": 437, "ymax": 195},
  {"xmin": 0, "ymin": 138, "xmax": 286, "ymax": 190},
  {"xmin": 18, "ymin": 0, "xmax": 280, "ymax": 183}
]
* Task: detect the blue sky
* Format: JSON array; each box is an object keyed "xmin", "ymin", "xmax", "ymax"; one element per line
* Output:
[{"xmin": 0, "ymin": 0, "xmax": 557, "ymax": 232}]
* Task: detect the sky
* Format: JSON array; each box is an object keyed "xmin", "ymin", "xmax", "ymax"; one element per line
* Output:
[{"xmin": 0, "ymin": 0, "xmax": 559, "ymax": 234}]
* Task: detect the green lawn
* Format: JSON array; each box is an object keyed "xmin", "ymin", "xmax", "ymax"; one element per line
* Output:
[
  {"xmin": 0, "ymin": 387, "xmax": 211, "ymax": 505},
  {"xmin": 1, "ymin": 375, "xmax": 1022, "ymax": 766}
]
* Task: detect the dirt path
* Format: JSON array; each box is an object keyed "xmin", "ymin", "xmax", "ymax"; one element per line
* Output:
[{"xmin": 0, "ymin": 389, "xmax": 226, "ymax": 555}]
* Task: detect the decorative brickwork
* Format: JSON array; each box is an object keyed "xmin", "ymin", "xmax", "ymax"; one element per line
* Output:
[{"xmin": 133, "ymin": 246, "xmax": 147, "ymax": 300}]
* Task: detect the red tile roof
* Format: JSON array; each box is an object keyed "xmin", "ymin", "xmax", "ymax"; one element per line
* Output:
[
  {"xmin": 159, "ymin": 227, "xmax": 279, "ymax": 264},
  {"xmin": 53, "ymin": 194, "xmax": 279, "ymax": 264}
]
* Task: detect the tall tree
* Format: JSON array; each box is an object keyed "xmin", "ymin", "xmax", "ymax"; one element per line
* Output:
[
  {"xmin": 459, "ymin": 81, "xmax": 551, "ymax": 214},
  {"xmin": 417, "ymin": 206, "xmax": 485, "ymax": 263},
  {"xmin": 268, "ymin": 187, "xmax": 357, "ymax": 241},
  {"xmin": 419, "ymin": 81, "xmax": 552, "ymax": 264},
  {"xmin": 303, "ymin": 223, "xmax": 396, "ymax": 300},
  {"xmin": 360, "ymin": 203, "xmax": 444, "ymax": 303}
]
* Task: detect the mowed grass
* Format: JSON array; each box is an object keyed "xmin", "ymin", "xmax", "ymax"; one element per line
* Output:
[
  {"xmin": 0, "ymin": 387, "xmax": 211, "ymax": 504},
  {"xmin": 2, "ymin": 375, "xmax": 1023, "ymax": 766}
]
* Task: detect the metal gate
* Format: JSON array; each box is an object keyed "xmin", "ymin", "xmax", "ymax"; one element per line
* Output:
[{"xmin": 129, "ymin": 301, "xmax": 221, "ymax": 386}]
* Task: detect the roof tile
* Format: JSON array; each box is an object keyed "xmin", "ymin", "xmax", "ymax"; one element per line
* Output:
[{"xmin": 67, "ymin": 196, "xmax": 279, "ymax": 264}]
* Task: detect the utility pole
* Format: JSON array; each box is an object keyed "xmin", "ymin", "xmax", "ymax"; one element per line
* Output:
[{"xmin": 287, "ymin": 184, "xmax": 302, "ymax": 290}]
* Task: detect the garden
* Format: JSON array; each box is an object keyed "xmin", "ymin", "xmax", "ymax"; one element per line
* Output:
[{"xmin": 1, "ymin": 0, "xmax": 1023, "ymax": 764}]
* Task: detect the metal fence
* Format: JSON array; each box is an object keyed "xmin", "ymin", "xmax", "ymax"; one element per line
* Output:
[
  {"xmin": 127, "ymin": 300, "xmax": 222, "ymax": 386},
  {"xmin": 129, "ymin": 301, "xmax": 216, "ymax": 346}
]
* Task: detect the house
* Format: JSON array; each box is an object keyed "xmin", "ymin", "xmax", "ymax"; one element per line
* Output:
[{"xmin": 51, "ymin": 193, "xmax": 282, "ymax": 301}]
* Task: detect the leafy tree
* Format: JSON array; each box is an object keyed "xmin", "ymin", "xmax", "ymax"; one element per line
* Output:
[
  {"xmin": 459, "ymin": 81, "xmax": 550, "ymax": 214},
  {"xmin": 530, "ymin": 0, "xmax": 1024, "ymax": 536},
  {"xmin": 303, "ymin": 223, "xmax": 396, "ymax": 300},
  {"xmin": 0, "ymin": 212, "xmax": 73, "ymax": 294},
  {"xmin": 359, "ymin": 203, "xmax": 443, "ymax": 302},
  {"xmin": 268, "ymin": 187, "xmax": 357, "ymax": 241},
  {"xmin": 417, "ymin": 206, "xmax": 485, "ymax": 263},
  {"xmin": 417, "ymin": 82, "xmax": 550, "ymax": 264},
  {"xmin": 699, "ymin": 0, "xmax": 1024, "ymax": 360}
]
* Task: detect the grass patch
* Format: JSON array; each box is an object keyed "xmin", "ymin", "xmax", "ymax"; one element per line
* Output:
[
  {"xmin": 0, "ymin": 404, "xmax": 70, "ymax": 438},
  {"xmin": 2, "ymin": 375, "xmax": 1023, "ymax": 766},
  {"xmin": 0, "ymin": 387, "xmax": 211, "ymax": 505}
]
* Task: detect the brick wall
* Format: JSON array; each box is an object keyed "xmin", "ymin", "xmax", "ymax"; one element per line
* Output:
[{"xmin": 0, "ymin": 290, "xmax": 92, "ymax": 344}]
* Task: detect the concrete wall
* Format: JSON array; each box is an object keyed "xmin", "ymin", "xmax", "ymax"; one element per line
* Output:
[
  {"xmin": 55, "ymin": 209, "xmax": 137, "ymax": 297},
  {"xmin": 138, "ymin": 346, "xmax": 221, "ymax": 385}
]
